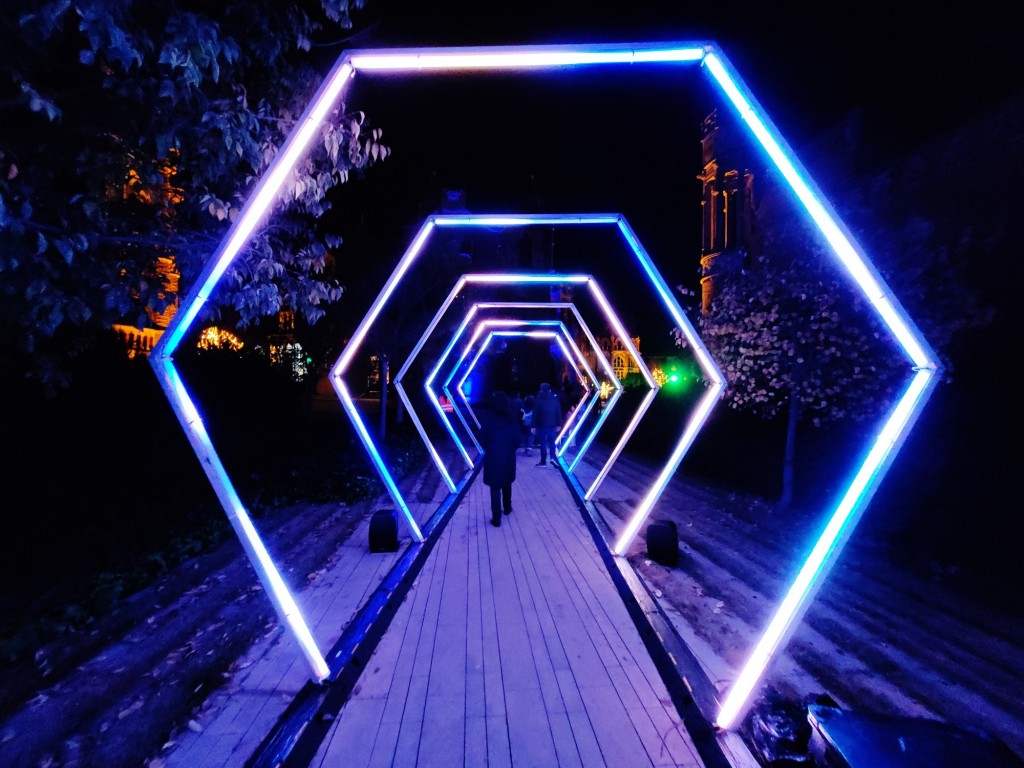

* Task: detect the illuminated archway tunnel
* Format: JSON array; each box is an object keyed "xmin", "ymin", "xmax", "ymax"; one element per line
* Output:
[
  {"xmin": 149, "ymin": 43, "xmax": 941, "ymax": 730},
  {"xmin": 402, "ymin": 299, "xmax": 626, "ymax": 480},
  {"xmin": 440, "ymin": 321, "xmax": 597, "ymax": 450}
]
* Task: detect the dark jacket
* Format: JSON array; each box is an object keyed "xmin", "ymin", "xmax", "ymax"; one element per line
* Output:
[
  {"xmin": 532, "ymin": 385, "xmax": 562, "ymax": 429},
  {"xmin": 480, "ymin": 393, "xmax": 519, "ymax": 488}
]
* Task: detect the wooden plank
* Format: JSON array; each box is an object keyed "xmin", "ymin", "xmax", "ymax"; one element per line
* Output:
[
  {"xmin": 465, "ymin": 713, "xmax": 489, "ymax": 766},
  {"xmin": 578, "ymin": 682, "xmax": 653, "ymax": 766},
  {"xmin": 419, "ymin": 693, "xmax": 467, "ymax": 766},
  {"xmin": 547, "ymin": 710, "xmax": 586, "ymax": 767},
  {"xmin": 364, "ymin": 715, "xmax": 404, "ymax": 768},
  {"xmin": 464, "ymin": 509, "xmax": 487, "ymax": 721},
  {"xmin": 504, "ymin": 687, "xmax": 560, "ymax": 766},
  {"xmin": 313, "ymin": 695, "xmax": 386, "ymax": 766},
  {"xmin": 485, "ymin": 713, "xmax": 512, "ymax": 768}
]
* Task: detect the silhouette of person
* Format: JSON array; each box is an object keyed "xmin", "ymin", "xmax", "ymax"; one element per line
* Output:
[
  {"xmin": 532, "ymin": 382, "xmax": 562, "ymax": 466},
  {"xmin": 479, "ymin": 390, "xmax": 520, "ymax": 527}
]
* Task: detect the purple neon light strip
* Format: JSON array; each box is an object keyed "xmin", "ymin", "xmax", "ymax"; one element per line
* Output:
[
  {"xmin": 550, "ymin": 335, "xmax": 594, "ymax": 449},
  {"xmin": 328, "ymin": 221, "xmax": 439, "ymax": 540},
  {"xmin": 423, "ymin": 304, "xmax": 484, "ymax": 467},
  {"xmin": 331, "ymin": 374, "xmax": 425, "ymax": 543},
  {"xmin": 604, "ymin": 217, "xmax": 726, "ymax": 556},
  {"xmin": 447, "ymin": 322, "xmax": 493, "ymax": 430},
  {"xmin": 147, "ymin": 56, "xmax": 364, "ymax": 685},
  {"xmin": 394, "ymin": 275, "xmax": 475, "ymax": 480},
  {"xmin": 698, "ymin": 50, "xmax": 942, "ymax": 729},
  {"xmin": 348, "ymin": 45, "xmax": 704, "ymax": 72},
  {"xmin": 581, "ymin": 276, "xmax": 659, "ymax": 501},
  {"xmin": 150, "ymin": 357, "xmax": 330, "ymax": 681}
]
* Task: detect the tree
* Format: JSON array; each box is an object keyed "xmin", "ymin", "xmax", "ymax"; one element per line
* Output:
[
  {"xmin": 0, "ymin": 0, "xmax": 388, "ymax": 393},
  {"xmin": 676, "ymin": 161, "xmax": 996, "ymax": 509}
]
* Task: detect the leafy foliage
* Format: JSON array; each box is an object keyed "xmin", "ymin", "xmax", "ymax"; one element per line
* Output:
[
  {"xmin": 0, "ymin": 0, "xmax": 387, "ymax": 392},
  {"xmin": 676, "ymin": 163, "xmax": 994, "ymax": 431},
  {"xmin": 694, "ymin": 247, "xmax": 902, "ymax": 428}
]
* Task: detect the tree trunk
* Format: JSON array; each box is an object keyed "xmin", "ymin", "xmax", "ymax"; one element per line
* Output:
[
  {"xmin": 779, "ymin": 388, "xmax": 799, "ymax": 510},
  {"xmin": 379, "ymin": 355, "xmax": 389, "ymax": 440}
]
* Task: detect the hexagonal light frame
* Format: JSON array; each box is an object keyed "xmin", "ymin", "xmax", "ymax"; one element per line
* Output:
[
  {"xmin": 400, "ymin": 290, "xmax": 637, "ymax": 491},
  {"xmin": 450, "ymin": 325, "xmax": 598, "ymax": 450},
  {"xmin": 404, "ymin": 302, "xmax": 622, "ymax": 479},
  {"xmin": 148, "ymin": 42, "xmax": 941, "ymax": 729},
  {"xmin": 370, "ymin": 248, "xmax": 682, "ymax": 522},
  {"xmin": 417, "ymin": 316, "xmax": 595, "ymax": 473},
  {"xmin": 448, "ymin": 326, "xmax": 594, "ymax": 437},
  {"xmin": 440, "ymin": 320, "xmax": 597, "ymax": 452},
  {"xmin": 439, "ymin": 323, "xmax": 588, "ymax": 454},
  {"xmin": 439, "ymin": 306, "xmax": 621, "ymax": 457},
  {"xmin": 465, "ymin": 304, "xmax": 627, "ymax": 470}
]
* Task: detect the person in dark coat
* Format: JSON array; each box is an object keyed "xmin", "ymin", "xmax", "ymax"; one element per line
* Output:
[
  {"xmin": 532, "ymin": 382, "xmax": 562, "ymax": 466},
  {"xmin": 479, "ymin": 390, "xmax": 520, "ymax": 527}
]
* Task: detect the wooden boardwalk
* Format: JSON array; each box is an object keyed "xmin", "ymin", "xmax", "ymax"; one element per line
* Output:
[{"xmin": 161, "ymin": 452, "xmax": 757, "ymax": 767}]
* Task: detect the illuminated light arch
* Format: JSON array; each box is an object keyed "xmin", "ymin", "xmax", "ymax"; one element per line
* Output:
[
  {"xmin": 399, "ymin": 299, "xmax": 624, "ymax": 481},
  {"xmin": 447, "ymin": 325, "xmax": 596, "ymax": 446},
  {"xmin": 374, "ymin": 247, "xmax": 685, "ymax": 518},
  {"xmin": 441, "ymin": 321, "xmax": 596, "ymax": 452},
  {"xmin": 148, "ymin": 42, "xmax": 942, "ymax": 731},
  {"xmin": 354, "ymin": 265, "xmax": 659, "ymax": 511},
  {"xmin": 409, "ymin": 305, "xmax": 619, "ymax": 473},
  {"xmin": 378, "ymin": 214, "xmax": 710, "ymax": 516}
]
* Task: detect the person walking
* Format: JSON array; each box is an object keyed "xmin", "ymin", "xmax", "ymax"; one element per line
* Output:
[
  {"xmin": 532, "ymin": 382, "xmax": 562, "ymax": 466},
  {"xmin": 519, "ymin": 394, "xmax": 535, "ymax": 456},
  {"xmin": 479, "ymin": 390, "xmax": 520, "ymax": 527}
]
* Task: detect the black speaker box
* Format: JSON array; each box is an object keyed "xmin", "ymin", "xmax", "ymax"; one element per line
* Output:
[
  {"xmin": 369, "ymin": 510, "xmax": 399, "ymax": 552},
  {"xmin": 646, "ymin": 520, "xmax": 679, "ymax": 566}
]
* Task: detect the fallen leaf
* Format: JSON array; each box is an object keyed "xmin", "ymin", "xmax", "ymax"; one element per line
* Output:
[{"xmin": 119, "ymin": 699, "xmax": 144, "ymax": 719}]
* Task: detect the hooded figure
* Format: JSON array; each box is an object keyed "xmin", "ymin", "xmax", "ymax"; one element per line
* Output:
[
  {"xmin": 479, "ymin": 390, "xmax": 520, "ymax": 526},
  {"xmin": 532, "ymin": 382, "xmax": 562, "ymax": 466}
]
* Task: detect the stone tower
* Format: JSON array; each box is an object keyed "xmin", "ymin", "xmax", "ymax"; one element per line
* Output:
[{"xmin": 697, "ymin": 109, "xmax": 756, "ymax": 314}]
